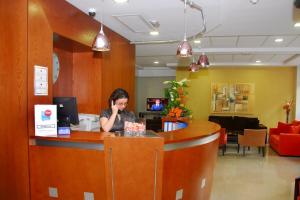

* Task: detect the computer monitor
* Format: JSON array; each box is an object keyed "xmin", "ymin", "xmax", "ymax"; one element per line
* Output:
[
  {"xmin": 53, "ymin": 97, "xmax": 79, "ymax": 125},
  {"xmin": 146, "ymin": 98, "xmax": 168, "ymax": 111}
]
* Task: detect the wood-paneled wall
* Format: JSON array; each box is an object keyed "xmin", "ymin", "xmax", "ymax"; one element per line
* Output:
[
  {"xmin": 102, "ymin": 29, "xmax": 136, "ymax": 111},
  {"xmin": 53, "ymin": 34, "xmax": 74, "ymax": 97},
  {"xmin": 1, "ymin": 0, "xmax": 135, "ymax": 197},
  {"xmin": 73, "ymin": 45, "xmax": 102, "ymax": 114},
  {"xmin": 28, "ymin": 0, "xmax": 53, "ymax": 135},
  {"xmin": 0, "ymin": 0, "xmax": 30, "ymax": 199},
  {"xmin": 28, "ymin": 0, "xmax": 135, "ymax": 135}
]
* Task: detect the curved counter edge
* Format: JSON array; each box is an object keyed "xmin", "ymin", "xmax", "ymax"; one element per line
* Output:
[{"xmin": 164, "ymin": 132, "xmax": 219, "ymax": 151}]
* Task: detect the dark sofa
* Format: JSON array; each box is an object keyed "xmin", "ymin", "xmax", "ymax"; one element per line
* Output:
[
  {"xmin": 208, "ymin": 115, "xmax": 266, "ymax": 143},
  {"xmin": 208, "ymin": 115, "xmax": 261, "ymax": 133}
]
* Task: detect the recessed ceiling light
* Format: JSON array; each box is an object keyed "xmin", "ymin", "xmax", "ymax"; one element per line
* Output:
[
  {"xmin": 294, "ymin": 23, "xmax": 300, "ymax": 27},
  {"xmin": 194, "ymin": 40, "xmax": 201, "ymax": 44},
  {"xmin": 113, "ymin": 0, "xmax": 128, "ymax": 3},
  {"xmin": 150, "ymin": 31, "xmax": 159, "ymax": 36},
  {"xmin": 255, "ymin": 60, "xmax": 261, "ymax": 63},
  {"xmin": 275, "ymin": 38, "xmax": 283, "ymax": 43},
  {"xmin": 153, "ymin": 61, "xmax": 159, "ymax": 64}
]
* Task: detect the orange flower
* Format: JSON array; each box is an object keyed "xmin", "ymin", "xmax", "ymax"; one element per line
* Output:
[
  {"xmin": 167, "ymin": 107, "xmax": 183, "ymax": 118},
  {"xmin": 283, "ymin": 99, "xmax": 294, "ymax": 112}
]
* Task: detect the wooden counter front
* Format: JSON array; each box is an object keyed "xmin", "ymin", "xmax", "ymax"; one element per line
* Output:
[{"xmin": 29, "ymin": 120, "xmax": 220, "ymax": 200}]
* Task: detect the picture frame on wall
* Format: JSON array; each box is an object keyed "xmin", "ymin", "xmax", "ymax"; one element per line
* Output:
[{"xmin": 211, "ymin": 82, "xmax": 255, "ymax": 114}]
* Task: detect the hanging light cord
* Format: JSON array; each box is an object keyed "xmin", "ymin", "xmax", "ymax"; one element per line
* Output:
[
  {"xmin": 100, "ymin": 0, "xmax": 104, "ymax": 30},
  {"xmin": 184, "ymin": 0, "xmax": 187, "ymax": 40},
  {"xmin": 181, "ymin": 0, "xmax": 206, "ymax": 34}
]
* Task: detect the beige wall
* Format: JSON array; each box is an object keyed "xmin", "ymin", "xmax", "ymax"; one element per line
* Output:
[
  {"xmin": 176, "ymin": 67, "xmax": 296, "ymax": 128},
  {"xmin": 135, "ymin": 76, "xmax": 175, "ymax": 114}
]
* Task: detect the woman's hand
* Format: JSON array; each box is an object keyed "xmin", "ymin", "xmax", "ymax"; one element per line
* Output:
[{"xmin": 111, "ymin": 100, "xmax": 119, "ymax": 115}]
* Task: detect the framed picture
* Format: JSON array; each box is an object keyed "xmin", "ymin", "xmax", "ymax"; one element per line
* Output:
[{"xmin": 211, "ymin": 82, "xmax": 254, "ymax": 114}]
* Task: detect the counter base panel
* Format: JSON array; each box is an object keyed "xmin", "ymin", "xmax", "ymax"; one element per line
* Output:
[
  {"xmin": 29, "ymin": 146, "xmax": 107, "ymax": 200},
  {"xmin": 162, "ymin": 138, "xmax": 219, "ymax": 200}
]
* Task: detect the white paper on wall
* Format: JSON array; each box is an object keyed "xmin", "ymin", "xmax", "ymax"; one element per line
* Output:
[{"xmin": 34, "ymin": 65, "xmax": 48, "ymax": 96}]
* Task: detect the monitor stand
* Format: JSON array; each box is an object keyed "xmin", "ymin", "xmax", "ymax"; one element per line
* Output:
[{"xmin": 57, "ymin": 115, "xmax": 70, "ymax": 127}]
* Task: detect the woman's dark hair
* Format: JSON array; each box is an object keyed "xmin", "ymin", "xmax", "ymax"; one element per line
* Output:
[{"xmin": 108, "ymin": 88, "xmax": 129, "ymax": 106}]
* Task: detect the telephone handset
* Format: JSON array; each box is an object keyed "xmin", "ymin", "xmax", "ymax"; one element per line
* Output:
[{"xmin": 111, "ymin": 100, "xmax": 124, "ymax": 114}]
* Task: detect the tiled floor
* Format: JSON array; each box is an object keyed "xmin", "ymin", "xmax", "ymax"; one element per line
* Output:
[{"xmin": 211, "ymin": 145, "xmax": 300, "ymax": 200}]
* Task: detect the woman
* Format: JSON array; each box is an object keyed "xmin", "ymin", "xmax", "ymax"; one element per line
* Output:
[{"xmin": 100, "ymin": 88, "xmax": 136, "ymax": 132}]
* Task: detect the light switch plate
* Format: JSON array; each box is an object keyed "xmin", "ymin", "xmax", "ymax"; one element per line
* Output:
[
  {"xmin": 84, "ymin": 192, "xmax": 94, "ymax": 200},
  {"xmin": 48, "ymin": 187, "xmax": 58, "ymax": 198},
  {"xmin": 176, "ymin": 189, "xmax": 183, "ymax": 200}
]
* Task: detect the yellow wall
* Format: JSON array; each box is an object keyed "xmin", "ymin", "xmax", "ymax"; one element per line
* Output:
[{"xmin": 176, "ymin": 67, "xmax": 296, "ymax": 128}]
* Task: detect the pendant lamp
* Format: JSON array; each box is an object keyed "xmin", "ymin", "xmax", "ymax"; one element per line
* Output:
[
  {"xmin": 177, "ymin": 39, "xmax": 192, "ymax": 57},
  {"xmin": 92, "ymin": 23, "xmax": 110, "ymax": 51},
  {"xmin": 189, "ymin": 57, "xmax": 200, "ymax": 72},
  {"xmin": 197, "ymin": 53, "xmax": 209, "ymax": 67},
  {"xmin": 91, "ymin": 4, "xmax": 110, "ymax": 52},
  {"xmin": 176, "ymin": 0, "xmax": 192, "ymax": 57}
]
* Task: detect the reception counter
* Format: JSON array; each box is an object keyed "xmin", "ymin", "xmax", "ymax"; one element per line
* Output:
[{"xmin": 29, "ymin": 120, "xmax": 220, "ymax": 200}]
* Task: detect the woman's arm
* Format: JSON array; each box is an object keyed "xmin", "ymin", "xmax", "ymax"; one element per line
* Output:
[
  {"xmin": 100, "ymin": 100, "xmax": 119, "ymax": 132},
  {"xmin": 100, "ymin": 113, "xmax": 117, "ymax": 132}
]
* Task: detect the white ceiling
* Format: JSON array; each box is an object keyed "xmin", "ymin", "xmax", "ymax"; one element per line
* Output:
[{"xmin": 67, "ymin": 0, "xmax": 300, "ymax": 70}]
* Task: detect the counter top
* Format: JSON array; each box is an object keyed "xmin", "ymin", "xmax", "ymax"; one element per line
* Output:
[
  {"xmin": 157, "ymin": 119, "xmax": 220, "ymax": 144},
  {"xmin": 31, "ymin": 120, "xmax": 221, "ymax": 144},
  {"xmin": 32, "ymin": 131, "xmax": 114, "ymax": 143}
]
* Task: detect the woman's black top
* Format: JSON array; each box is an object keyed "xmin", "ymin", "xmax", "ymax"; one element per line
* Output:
[{"xmin": 100, "ymin": 109, "xmax": 136, "ymax": 132}]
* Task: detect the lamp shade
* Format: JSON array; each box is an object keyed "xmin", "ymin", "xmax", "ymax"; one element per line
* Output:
[
  {"xmin": 197, "ymin": 53, "xmax": 209, "ymax": 67},
  {"xmin": 189, "ymin": 62, "xmax": 200, "ymax": 72},
  {"xmin": 92, "ymin": 24, "xmax": 110, "ymax": 51},
  {"xmin": 176, "ymin": 40, "xmax": 192, "ymax": 57}
]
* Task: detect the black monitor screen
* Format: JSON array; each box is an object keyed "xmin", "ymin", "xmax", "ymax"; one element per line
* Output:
[
  {"xmin": 146, "ymin": 98, "xmax": 168, "ymax": 111},
  {"xmin": 53, "ymin": 97, "xmax": 79, "ymax": 125}
]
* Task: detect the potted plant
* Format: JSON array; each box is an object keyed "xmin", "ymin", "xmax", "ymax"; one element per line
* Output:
[{"xmin": 162, "ymin": 78, "xmax": 191, "ymax": 118}]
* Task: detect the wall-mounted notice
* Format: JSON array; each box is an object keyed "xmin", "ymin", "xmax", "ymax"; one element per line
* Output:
[{"xmin": 34, "ymin": 65, "xmax": 48, "ymax": 96}]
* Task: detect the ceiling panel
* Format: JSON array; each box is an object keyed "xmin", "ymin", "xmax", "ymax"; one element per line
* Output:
[
  {"xmin": 207, "ymin": 55, "xmax": 215, "ymax": 62},
  {"xmin": 237, "ymin": 36, "xmax": 267, "ymax": 47},
  {"xmin": 233, "ymin": 54, "xmax": 253, "ymax": 62},
  {"xmin": 113, "ymin": 15, "xmax": 154, "ymax": 33},
  {"xmin": 136, "ymin": 43, "xmax": 179, "ymax": 56},
  {"xmin": 288, "ymin": 36, "xmax": 300, "ymax": 47},
  {"xmin": 262, "ymin": 36, "xmax": 298, "ymax": 47},
  {"xmin": 210, "ymin": 37, "xmax": 237, "ymax": 47},
  {"xmin": 269, "ymin": 54, "xmax": 294, "ymax": 63},
  {"xmin": 251, "ymin": 54, "xmax": 274, "ymax": 62},
  {"xmin": 213, "ymin": 54, "xmax": 233, "ymax": 62},
  {"xmin": 285, "ymin": 55, "xmax": 300, "ymax": 65},
  {"xmin": 136, "ymin": 55, "xmax": 178, "ymax": 67},
  {"xmin": 192, "ymin": 37, "xmax": 210, "ymax": 48}
]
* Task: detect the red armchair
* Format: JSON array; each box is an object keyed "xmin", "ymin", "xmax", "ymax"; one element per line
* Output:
[
  {"xmin": 269, "ymin": 122, "xmax": 300, "ymax": 156},
  {"xmin": 219, "ymin": 128, "xmax": 227, "ymax": 155}
]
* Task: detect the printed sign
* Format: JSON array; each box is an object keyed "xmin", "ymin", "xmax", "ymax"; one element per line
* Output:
[{"xmin": 35, "ymin": 105, "xmax": 57, "ymax": 136}]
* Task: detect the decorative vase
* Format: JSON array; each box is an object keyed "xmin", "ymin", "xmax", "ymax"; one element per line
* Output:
[{"xmin": 286, "ymin": 110, "xmax": 290, "ymax": 123}]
